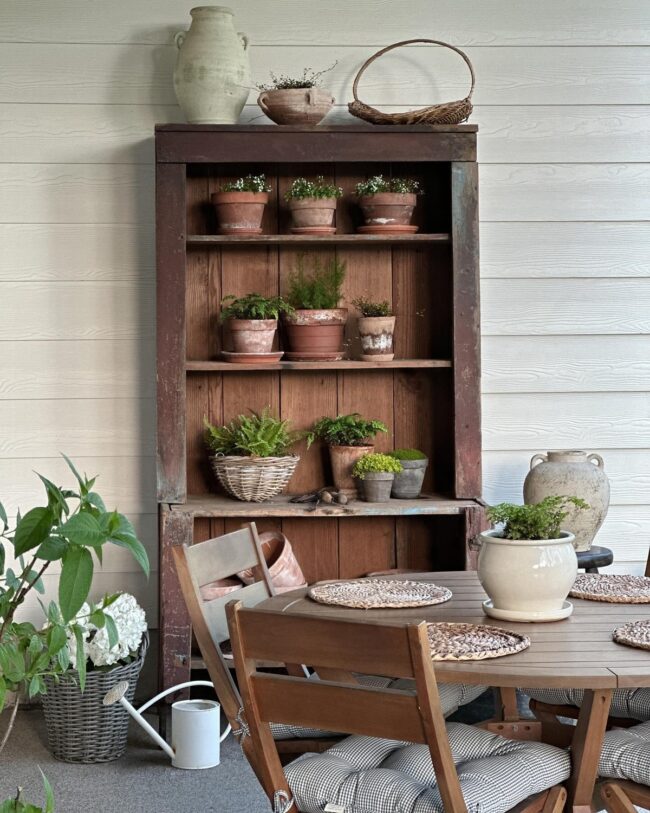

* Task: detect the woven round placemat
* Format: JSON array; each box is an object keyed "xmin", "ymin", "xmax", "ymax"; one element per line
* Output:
[
  {"xmin": 308, "ymin": 579, "xmax": 452, "ymax": 609},
  {"xmin": 570, "ymin": 573, "xmax": 650, "ymax": 603},
  {"xmin": 613, "ymin": 620, "xmax": 650, "ymax": 651},
  {"xmin": 427, "ymin": 622, "xmax": 530, "ymax": 661}
]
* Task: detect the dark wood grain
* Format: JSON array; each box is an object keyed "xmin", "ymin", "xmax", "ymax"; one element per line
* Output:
[{"xmin": 187, "ymin": 233, "xmax": 450, "ymax": 245}]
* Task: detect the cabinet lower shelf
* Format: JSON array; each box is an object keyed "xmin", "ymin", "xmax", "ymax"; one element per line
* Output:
[{"xmin": 186, "ymin": 359, "xmax": 452, "ymax": 372}]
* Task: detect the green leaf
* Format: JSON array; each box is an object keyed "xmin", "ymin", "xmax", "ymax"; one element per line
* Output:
[
  {"xmin": 59, "ymin": 512, "xmax": 105, "ymax": 547},
  {"xmin": 0, "ymin": 501, "xmax": 7, "ymax": 533},
  {"xmin": 98, "ymin": 510, "xmax": 120, "ymax": 536},
  {"xmin": 5, "ymin": 568, "xmax": 19, "ymax": 590},
  {"xmin": 40, "ymin": 771, "xmax": 55, "ymax": 813},
  {"xmin": 58, "ymin": 546, "xmax": 93, "ymax": 622},
  {"xmin": 89, "ymin": 609, "xmax": 105, "ymax": 629},
  {"xmin": 61, "ymin": 452, "xmax": 86, "ymax": 495},
  {"xmin": 0, "ymin": 643, "xmax": 25, "ymax": 683},
  {"xmin": 102, "ymin": 592, "xmax": 120, "ymax": 608},
  {"xmin": 0, "ymin": 677, "xmax": 6, "ymax": 713},
  {"xmin": 36, "ymin": 473, "xmax": 69, "ymax": 518},
  {"xmin": 14, "ymin": 507, "xmax": 55, "ymax": 556},
  {"xmin": 46, "ymin": 601, "xmax": 61, "ymax": 625},
  {"xmin": 86, "ymin": 492, "xmax": 106, "ymax": 512},
  {"xmin": 0, "ymin": 543, "xmax": 5, "ymax": 575},
  {"xmin": 73, "ymin": 624, "xmax": 86, "ymax": 691},
  {"xmin": 105, "ymin": 614, "xmax": 119, "ymax": 651},
  {"xmin": 28, "ymin": 675, "xmax": 45, "ymax": 699},
  {"xmin": 28, "ymin": 635, "xmax": 41, "ymax": 659},
  {"xmin": 47, "ymin": 625, "xmax": 67, "ymax": 657},
  {"xmin": 56, "ymin": 646, "xmax": 70, "ymax": 672},
  {"xmin": 36, "ymin": 536, "xmax": 67, "ymax": 562},
  {"xmin": 109, "ymin": 522, "xmax": 149, "ymax": 577}
]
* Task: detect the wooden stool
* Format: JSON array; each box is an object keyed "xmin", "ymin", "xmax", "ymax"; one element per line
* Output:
[{"xmin": 576, "ymin": 545, "xmax": 613, "ymax": 573}]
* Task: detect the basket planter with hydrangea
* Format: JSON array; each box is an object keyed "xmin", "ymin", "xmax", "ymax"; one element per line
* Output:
[
  {"xmin": 355, "ymin": 176, "xmax": 422, "ymax": 234},
  {"xmin": 211, "ymin": 174, "xmax": 271, "ymax": 235}
]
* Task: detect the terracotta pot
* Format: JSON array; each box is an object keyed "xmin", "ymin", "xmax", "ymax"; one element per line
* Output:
[
  {"xmin": 229, "ymin": 318, "xmax": 277, "ymax": 353},
  {"xmin": 358, "ymin": 315, "xmax": 396, "ymax": 361},
  {"xmin": 478, "ymin": 529, "xmax": 577, "ymax": 622},
  {"xmin": 211, "ymin": 191, "xmax": 268, "ymax": 234},
  {"xmin": 360, "ymin": 472, "xmax": 394, "ymax": 502},
  {"xmin": 358, "ymin": 192, "xmax": 417, "ymax": 229},
  {"xmin": 288, "ymin": 197, "xmax": 337, "ymax": 231},
  {"xmin": 329, "ymin": 444, "xmax": 373, "ymax": 494},
  {"xmin": 237, "ymin": 531, "xmax": 307, "ymax": 593},
  {"xmin": 283, "ymin": 308, "xmax": 347, "ymax": 359},
  {"xmin": 391, "ymin": 458, "xmax": 428, "ymax": 499},
  {"xmin": 199, "ymin": 576, "xmax": 243, "ymax": 601},
  {"xmin": 258, "ymin": 87, "xmax": 335, "ymax": 125},
  {"xmin": 523, "ymin": 450, "xmax": 610, "ymax": 552}
]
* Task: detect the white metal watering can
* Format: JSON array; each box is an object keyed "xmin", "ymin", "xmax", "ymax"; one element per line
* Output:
[{"xmin": 103, "ymin": 680, "xmax": 231, "ymax": 769}]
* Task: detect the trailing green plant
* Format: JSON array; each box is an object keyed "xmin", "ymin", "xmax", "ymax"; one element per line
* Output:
[
  {"xmin": 286, "ymin": 256, "xmax": 346, "ymax": 310},
  {"xmin": 355, "ymin": 175, "xmax": 422, "ymax": 196},
  {"xmin": 220, "ymin": 293, "xmax": 293, "ymax": 322},
  {"xmin": 388, "ymin": 448, "xmax": 427, "ymax": 461},
  {"xmin": 219, "ymin": 174, "xmax": 271, "ymax": 194},
  {"xmin": 257, "ymin": 63, "xmax": 337, "ymax": 91},
  {"xmin": 0, "ymin": 456, "xmax": 149, "ymax": 756},
  {"xmin": 353, "ymin": 453, "xmax": 403, "ymax": 480},
  {"xmin": 352, "ymin": 297, "xmax": 393, "ymax": 317},
  {"xmin": 204, "ymin": 409, "xmax": 300, "ymax": 458},
  {"xmin": 1, "ymin": 771, "xmax": 54, "ymax": 812},
  {"xmin": 306, "ymin": 414, "xmax": 388, "ymax": 448},
  {"xmin": 486, "ymin": 496, "xmax": 589, "ymax": 541},
  {"xmin": 284, "ymin": 176, "xmax": 343, "ymax": 201}
]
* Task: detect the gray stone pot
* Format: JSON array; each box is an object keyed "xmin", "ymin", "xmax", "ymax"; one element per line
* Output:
[
  {"xmin": 391, "ymin": 458, "xmax": 428, "ymax": 499},
  {"xmin": 360, "ymin": 472, "xmax": 394, "ymax": 502}
]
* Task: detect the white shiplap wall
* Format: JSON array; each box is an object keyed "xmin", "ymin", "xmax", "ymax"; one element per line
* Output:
[{"xmin": 2, "ymin": 1, "xmax": 649, "ymax": 623}]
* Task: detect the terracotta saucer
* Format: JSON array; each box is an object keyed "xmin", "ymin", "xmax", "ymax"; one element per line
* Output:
[
  {"xmin": 217, "ymin": 227, "xmax": 263, "ymax": 235},
  {"xmin": 357, "ymin": 225, "xmax": 419, "ymax": 234},
  {"xmin": 221, "ymin": 351, "xmax": 284, "ymax": 364},
  {"xmin": 284, "ymin": 351, "xmax": 345, "ymax": 361},
  {"xmin": 290, "ymin": 226, "xmax": 337, "ymax": 235}
]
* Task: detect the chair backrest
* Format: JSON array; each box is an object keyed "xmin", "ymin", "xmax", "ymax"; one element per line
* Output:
[
  {"xmin": 227, "ymin": 602, "xmax": 468, "ymax": 813},
  {"xmin": 645, "ymin": 546, "xmax": 649, "ymax": 577},
  {"xmin": 172, "ymin": 522, "xmax": 275, "ymax": 728}
]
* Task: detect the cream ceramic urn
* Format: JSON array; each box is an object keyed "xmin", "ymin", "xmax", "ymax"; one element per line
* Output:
[
  {"xmin": 173, "ymin": 6, "xmax": 251, "ymax": 124},
  {"xmin": 523, "ymin": 450, "xmax": 610, "ymax": 552}
]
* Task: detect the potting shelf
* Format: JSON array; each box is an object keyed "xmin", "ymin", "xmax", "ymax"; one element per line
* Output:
[
  {"xmin": 185, "ymin": 359, "xmax": 452, "ymax": 372},
  {"xmin": 186, "ymin": 233, "xmax": 451, "ymax": 246}
]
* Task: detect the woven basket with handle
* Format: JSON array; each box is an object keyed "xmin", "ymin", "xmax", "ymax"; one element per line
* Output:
[
  {"xmin": 211, "ymin": 454, "xmax": 299, "ymax": 502},
  {"xmin": 348, "ymin": 38, "xmax": 475, "ymax": 126}
]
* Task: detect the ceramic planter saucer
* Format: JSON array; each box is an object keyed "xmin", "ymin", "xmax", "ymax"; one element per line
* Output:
[
  {"xmin": 290, "ymin": 226, "xmax": 337, "ymax": 235},
  {"xmin": 357, "ymin": 224, "xmax": 419, "ymax": 234},
  {"xmin": 217, "ymin": 227, "xmax": 263, "ymax": 235},
  {"xmin": 284, "ymin": 350, "xmax": 345, "ymax": 361},
  {"xmin": 482, "ymin": 599, "xmax": 573, "ymax": 623},
  {"xmin": 221, "ymin": 351, "xmax": 284, "ymax": 364}
]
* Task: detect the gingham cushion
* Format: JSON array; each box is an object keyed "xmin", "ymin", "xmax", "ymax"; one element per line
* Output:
[
  {"xmin": 599, "ymin": 721, "xmax": 650, "ymax": 784},
  {"xmin": 284, "ymin": 723, "xmax": 570, "ymax": 813},
  {"xmin": 523, "ymin": 688, "xmax": 650, "ymax": 721},
  {"xmin": 271, "ymin": 680, "xmax": 486, "ymax": 740}
]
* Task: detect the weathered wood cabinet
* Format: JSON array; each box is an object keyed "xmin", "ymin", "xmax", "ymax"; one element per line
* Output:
[{"xmin": 156, "ymin": 124, "xmax": 483, "ymax": 691}]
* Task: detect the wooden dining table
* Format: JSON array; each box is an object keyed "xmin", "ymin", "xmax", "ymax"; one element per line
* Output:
[{"xmin": 258, "ymin": 570, "xmax": 650, "ymax": 813}]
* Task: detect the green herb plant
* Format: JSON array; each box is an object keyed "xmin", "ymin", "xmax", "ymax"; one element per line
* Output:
[
  {"xmin": 0, "ymin": 455, "xmax": 150, "ymax": 757},
  {"xmin": 355, "ymin": 175, "xmax": 422, "ymax": 196},
  {"xmin": 1, "ymin": 771, "xmax": 54, "ymax": 813},
  {"xmin": 307, "ymin": 414, "xmax": 388, "ymax": 448},
  {"xmin": 219, "ymin": 174, "xmax": 271, "ymax": 193},
  {"xmin": 352, "ymin": 297, "xmax": 393, "ymax": 317},
  {"xmin": 388, "ymin": 448, "xmax": 427, "ymax": 461},
  {"xmin": 204, "ymin": 409, "xmax": 300, "ymax": 458},
  {"xmin": 284, "ymin": 176, "xmax": 343, "ymax": 201},
  {"xmin": 257, "ymin": 63, "xmax": 337, "ymax": 91},
  {"xmin": 486, "ymin": 496, "xmax": 589, "ymax": 541},
  {"xmin": 286, "ymin": 256, "xmax": 346, "ymax": 310},
  {"xmin": 220, "ymin": 293, "xmax": 293, "ymax": 322},
  {"xmin": 353, "ymin": 453, "xmax": 403, "ymax": 480}
]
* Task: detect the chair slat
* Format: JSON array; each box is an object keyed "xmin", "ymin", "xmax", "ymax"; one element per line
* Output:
[
  {"xmin": 185, "ymin": 526, "xmax": 263, "ymax": 585},
  {"xmin": 202, "ymin": 580, "xmax": 272, "ymax": 643}
]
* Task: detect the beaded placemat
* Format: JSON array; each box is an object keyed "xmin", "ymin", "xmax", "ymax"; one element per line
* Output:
[
  {"xmin": 570, "ymin": 573, "xmax": 650, "ymax": 604},
  {"xmin": 427, "ymin": 622, "xmax": 530, "ymax": 661},
  {"xmin": 613, "ymin": 620, "xmax": 650, "ymax": 651},
  {"xmin": 308, "ymin": 579, "xmax": 452, "ymax": 609}
]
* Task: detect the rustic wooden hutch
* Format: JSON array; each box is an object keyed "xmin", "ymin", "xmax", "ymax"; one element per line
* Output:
[{"xmin": 155, "ymin": 124, "xmax": 482, "ymax": 691}]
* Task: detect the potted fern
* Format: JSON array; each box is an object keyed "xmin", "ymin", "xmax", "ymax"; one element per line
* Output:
[
  {"xmin": 257, "ymin": 66, "xmax": 335, "ymax": 126},
  {"xmin": 355, "ymin": 175, "xmax": 422, "ymax": 234},
  {"xmin": 284, "ymin": 176, "xmax": 343, "ymax": 234},
  {"xmin": 353, "ymin": 453, "xmax": 403, "ymax": 502},
  {"xmin": 220, "ymin": 292, "xmax": 293, "ymax": 358},
  {"xmin": 204, "ymin": 408, "xmax": 301, "ymax": 502},
  {"xmin": 283, "ymin": 256, "xmax": 347, "ymax": 360},
  {"xmin": 352, "ymin": 297, "xmax": 396, "ymax": 361},
  {"xmin": 211, "ymin": 174, "xmax": 271, "ymax": 235},
  {"xmin": 478, "ymin": 496, "xmax": 588, "ymax": 622},
  {"xmin": 388, "ymin": 448, "xmax": 428, "ymax": 498},
  {"xmin": 307, "ymin": 413, "xmax": 388, "ymax": 494}
]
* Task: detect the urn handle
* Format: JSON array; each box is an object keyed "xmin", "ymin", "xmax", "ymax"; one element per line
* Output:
[
  {"xmin": 174, "ymin": 30, "xmax": 186, "ymax": 50},
  {"xmin": 257, "ymin": 91, "xmax": 270, "ymax": 115},
  {"xmin": 239, "ymin": 32, "xmax": 249, "ymax": 50},
  {"xmin": 530, "ymin": 453, "xmax": 547, "ymax": 469},
  {"xmin": 588, "ymin": 453, "xmax": 605, "ymax": 468}
]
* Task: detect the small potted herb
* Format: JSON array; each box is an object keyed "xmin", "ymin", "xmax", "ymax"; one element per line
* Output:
[
  {"xmin": 211, "ymin": 174, "xmax": 271, "ymax": 235},
  {"xmin": 388, "ymin": 448, "xmax": 428, "ymax": 498},
  {"xmin": 355, "ymin": 175, "xmax": 422, "ymax": 233},
  {"xmin": 352, "ymin": 297, "xmax": 396, "ymax": 362},
  {"xmin": 307, "ymin": 413, "xmax": 388, "ymax": 494},
  {"xmin": 284, "ymin": 176, "xmax": 343, "ymax": 234},
  {"xmin": 353, "ymin": 453, "xmax": 403, "ymax": 502},
  {"xmin": 478, "ymin": 496, "xmax": 589, "ymax": 622},
  {"xmin": 257, "ymin": 65, "xmax": 336, "ymax": 126},
  {"xmin": 220, "ymin": 293, "xmax": 293, "ymax": 356},
  {"xmin": 283, "ymin": 256, "xmax": 347, "ymax": 359}
]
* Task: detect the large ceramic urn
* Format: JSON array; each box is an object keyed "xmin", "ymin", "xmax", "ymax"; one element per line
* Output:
[
  {"xmin": 523, "ymin": 450, "xmax": 610, "ymax": 552},
  {"xmin": 173, "ymin": 6, "xmax": 251, "ymax": 124}
]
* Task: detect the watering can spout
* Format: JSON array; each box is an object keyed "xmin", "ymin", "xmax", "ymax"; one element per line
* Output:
[{"xmin": 103, "ymin": 680, "xmax": 175, "ymax": 760}]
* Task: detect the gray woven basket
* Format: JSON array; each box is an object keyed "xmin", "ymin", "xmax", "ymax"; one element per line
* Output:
[{"xmin": 42, "ymin": 632, "xmax": 148, "ymax": 763}]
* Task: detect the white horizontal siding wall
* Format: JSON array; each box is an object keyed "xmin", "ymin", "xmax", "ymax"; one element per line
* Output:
[{"xmin": 2, "ymin": 1, "xmax": 648, "ymax": 625}]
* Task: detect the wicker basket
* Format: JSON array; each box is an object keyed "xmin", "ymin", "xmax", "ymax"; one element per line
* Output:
[
  {"xmin": 42, "ymin": 633, "xmax": 148, "ymax": 763},
  {"xmin": 348, "ymin": 38, "xmax": 475, "ymax": 126},
  {"xmin": 210, "ymin": 454, "xmax": 299, "ymax": 502}
]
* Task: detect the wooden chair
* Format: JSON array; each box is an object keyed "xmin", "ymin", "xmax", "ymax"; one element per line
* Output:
[
  {"xmin": 597, "ymin": 720, "xmax": 650, "ymax": 813},
  {"xmin": 227, "ymin": 601, "xmax": 569, "ymax": 813},
  {"xmin": 172, "ymin": 522, "xmax": 340, "ymax": 771}
]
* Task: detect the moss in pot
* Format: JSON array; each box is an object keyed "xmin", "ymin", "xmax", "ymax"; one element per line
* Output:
[
  {"xmin": 478, "ymin": 496, "xmax": 589, "ymax": 623},
  {"xmin": 220, "ymin": 292, "xmax": 293, "ymax": 355},
  {"xmin": 388, "ymin": 448, "xmax": 428, "ymax": 498},
  {"xmin": 353, "ymin": 452, "xmax": 403, "ymax": 502},
  {"xmin": 355, "ymin": 175, "xmax": 422, "ymax": 234}
]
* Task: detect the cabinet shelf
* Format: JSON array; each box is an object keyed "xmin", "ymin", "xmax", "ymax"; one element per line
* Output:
[
  {"xmin": 186, "ymin": 359, "xmax": 452, "ymax": 373},
  {"xmin": 187, "ymin": 233, "xmax": 450, "ymax": 247}
]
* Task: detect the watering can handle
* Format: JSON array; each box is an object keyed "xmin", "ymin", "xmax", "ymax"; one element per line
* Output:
[{"xmin": 136, "ymin": 680, "xmax": 232, "ymax": 741}]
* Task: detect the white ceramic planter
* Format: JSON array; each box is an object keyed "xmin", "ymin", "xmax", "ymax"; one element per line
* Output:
[{"xmin": 478, "ymin": 529, "xmax": 578, "ymax": 622}]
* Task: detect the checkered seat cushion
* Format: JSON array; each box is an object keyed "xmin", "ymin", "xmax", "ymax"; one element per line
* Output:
[
  {"xmin": 599, "ymin": 720, "xmax": 650, "ymax": 784},
  {"xmin": 523, "ymin": 688, "xmax": 650, "ymax": 721},
  {"xmin": 284, "ymin": 723, "xmax": 570, "ymax": 813},
  {"xmin": 271, "ymin": 680, "xmax": 486, "ymax": 740}
]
